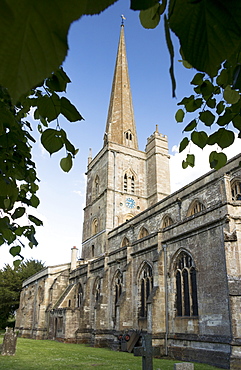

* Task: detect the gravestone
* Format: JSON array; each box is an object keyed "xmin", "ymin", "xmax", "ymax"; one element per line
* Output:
[
  {"xmin": 134, "ymin": 333, "xmax": 160, "ymax": 370},
  {"xmin": 174, "ymin": 363, "xmax": 194, "ymax": 370},
  {"xmin": 1, "ymin": 327, "xmax": 17, "ymax": 356}
]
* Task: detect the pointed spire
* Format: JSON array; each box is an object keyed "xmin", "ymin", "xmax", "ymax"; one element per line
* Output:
[{"xmin": 104, "ymin": 24, "xmax": 138, "ymax": 149}]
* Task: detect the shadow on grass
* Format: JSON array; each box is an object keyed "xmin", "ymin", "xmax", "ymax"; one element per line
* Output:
[{"xmin": 0, "ymin": 337, "xmax": 223, "ymax": 370}]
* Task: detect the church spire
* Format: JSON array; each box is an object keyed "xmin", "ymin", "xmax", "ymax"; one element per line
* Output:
[{"xmin": 104, "ymin": 23, "xmax": 138, "ymax": 149}]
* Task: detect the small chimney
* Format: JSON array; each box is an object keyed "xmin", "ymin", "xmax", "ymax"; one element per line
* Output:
[{"xmin": 71, "ymin": 246, "xmax": 78, "ymax": 271}]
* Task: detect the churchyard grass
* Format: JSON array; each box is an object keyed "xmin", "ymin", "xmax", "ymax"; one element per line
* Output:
[{"xmin": 0, "ymin": 336, "xmax": 223, "ymax": 370}]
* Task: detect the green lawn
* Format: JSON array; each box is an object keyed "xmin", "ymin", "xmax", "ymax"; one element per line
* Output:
[{"xmin": 0, "ymin": 336, "xmax": 223, "ymax": 370}]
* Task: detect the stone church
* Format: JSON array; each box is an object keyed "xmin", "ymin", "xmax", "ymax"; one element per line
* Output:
[{"xmin": 16, "ymin": 25, "xmax": 241, "ymax": 369}]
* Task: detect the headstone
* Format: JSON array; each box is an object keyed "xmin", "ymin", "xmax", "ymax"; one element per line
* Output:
[
  {"xmin": 174, "ymin": 363, "xmax": 194, "ymax": 370},
  {"xmin": 1, "ymin": 327, "xmax": 17, "ymax": 356},
  {"xmin": 134, "ymin": 334, "xmax": 160, "ymax": 370}
]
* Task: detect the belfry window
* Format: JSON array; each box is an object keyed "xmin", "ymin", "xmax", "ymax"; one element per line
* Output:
[
  {"xmin": 131, "ymin": 176, "xmax": 135, "ymax": 193},
  {"xmin": 139, "ymin": 263, "xmax": 153, "ymax": 318},
  {"xmin": 175, "ymin": 252, "xmax": 198, "ymax": 317},
  {"xmin": 124, "ymin": 173, "xmax": 127, "ymax": 192},
  {"xmin": 124, "ymin": 130, "xmax": 133, "ymax": 147},
  {"xmin": 231, "ymin": 180, "xmax": 241, "ymax": 200}
]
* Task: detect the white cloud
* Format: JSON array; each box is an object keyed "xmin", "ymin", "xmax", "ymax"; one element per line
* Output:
[{"xmin": 170, "ymin": 136, "xmax": 241, "ymax": 193}]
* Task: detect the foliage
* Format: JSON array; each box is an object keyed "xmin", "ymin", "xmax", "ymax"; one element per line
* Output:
[
  {"xmin": 0, "ymin": 0, "xmax": 241, "ymax": 259},
  {"xmin": 0, "ymin": 337, "xmax": 222, "ymax": 370},
  {"xmin": 0, "ymin": 259, "xmax": 45, "ymax": 329},
  {"xmin": 0, "ymin": 68, "xmax": 82, "ymax": 265}
]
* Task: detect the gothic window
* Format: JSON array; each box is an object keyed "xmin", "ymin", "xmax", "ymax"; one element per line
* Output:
[
  {"xmin": 124, "ymin": 173, "xmax": 127, "ymax": 192},
  {"xmin": 139, "ymin": 263, "xmax": 153, "ymax": 318},
  {"xmin": 162, "ymin": 215, "xmax": 173, "ymax": 228},
  {"xmin": 93, "ymin": 278, "xmax": 101, "ymax": 305},
  {"xmin": 121, "ymin": 237, "xmax": 129, "ymax": 247},
  {"xmin": 77, "ymin": 284, "xmax": 83, "ymax": 308},
  {"xmin": 124, "ymin": 130, "xmax": 133, "ymax": 146},
  {"xmin": 187, "ymin": 200, "xmax": 205, "ymax": 217},
  {"xmin": 113, "ymin": 271, "xmax": 123, "ymax": 320},
  {"xmin": 175, "ymin": 252, "xmax": 198, "ymax": 317},
  {"xmin": 138, "ymin": 227, "xmax": 149, "ymax": 239},
  {"xmin": 92, "ymin": 218, "xmax": 98, "ymax": 235},
  {"xmin": 231, "ymin": 180, "xmax": 241, "ymax": 200},
  {"xmin": 94, "ymin": 175, "xmax": 99, "ymax": 198},
  {"xmin": 131, "ymin": 176, "xmax": 135, "ymax": 193}
]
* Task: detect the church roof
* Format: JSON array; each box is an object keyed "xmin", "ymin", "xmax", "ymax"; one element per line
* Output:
[{"xmin": 104, "ymin": 24, "xmax": 138, "ymax": 149}]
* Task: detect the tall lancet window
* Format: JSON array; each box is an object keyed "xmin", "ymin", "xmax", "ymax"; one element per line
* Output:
[
  {"xmin": 131, "ymin": 176, "xmax": 135, "ymax": 193},
  {"xmin": 175, "ymin": 251, "xmax": 198, "ymax": 317},
  {"xmin": 139, "ymin": 263, "xmax": 153, "ymax": 318},
  {"xmin": 124, "ymin": 173, "xmax": 127, "ymax": 192}
]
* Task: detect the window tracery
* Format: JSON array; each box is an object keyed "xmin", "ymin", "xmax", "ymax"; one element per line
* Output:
[
  {"xmin": 231, "ymin": 180, "xmax": 241, "ymax": 200},
  {"xmin": 175, "ymin": 251, "xmax": 198, "ymax": 317},
  {"xmin": 76, "ymin": 284, "xmax": 83, "ymax": 308},
  {"xmin": 139, "ymin": 263, "xmax": 153, "ymax": 318},
  {"xmin": 162, "ymin": 215, "xmax": 173, "ymax": 228},
  {"xmin": 113, "ymin": 271, "xmax": 123, "ymax": 320},
  {"xmin": 188, "ymin": 200, "xmax": 205, "ymax": 217}
]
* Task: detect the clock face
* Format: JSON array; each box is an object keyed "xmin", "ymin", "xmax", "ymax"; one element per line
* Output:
[{"xmin": 126, "ymin": 197, "xmax": 135, "ymax": 209}]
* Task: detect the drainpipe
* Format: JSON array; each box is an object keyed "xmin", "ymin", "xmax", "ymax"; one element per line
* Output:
[{"xmin": 162, "ymin": 243, "xmax": 168, "ymax": 356}]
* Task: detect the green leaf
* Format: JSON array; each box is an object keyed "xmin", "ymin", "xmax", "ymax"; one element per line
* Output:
[
  {"xmin": 30, "ymin": 195, "xmax": 40, "ymax": 209},
  {"xmin": 28, "ymin": 215, "xmax": 43, "ymax": 226},
  {"xmin": 191, "ymin": 73, "xmax": 205, "ymax": 86},
  {"xmin": 183, "ymin": 119, "xmax": 197, "ymax": 132},
  {"xmin": 217, "ymin": 109, "xmax": 234, "ymax": 126},
  {"xmin": 186, "ymin": 98, "xmax": 203, "ymax": 112},
  {"xmin": 10, "ymin": 246, "xmax": 21, "ymax": 257},
  {"xmin": 200, "ymin": 80, "xmax": 214, "ymax": 96},
  {"xmin": 60, "ymin": 97, "xmax": 84, "ymax": 122},
  {"xmin": 182, "ymin": 154, "xmax": 195, "ymax": 169},
  {"xmin": 139, "ymin": 3, "xmax": 161, "ymax": 29},
  {"xmin": 175, "ymin": 108, "xmax": 185, "ymax": 122},
  {"xmin": 216, "ymin": 101, "xmax": 225, "ymax": 115},
  {"xmin": 41, "ymin": 128, "xmax": 64, "ymax": 155},
  {"xmin": 0, "ymin": 0, "xmax": 118, "ymax": 102},
  {"xmin": 216, "ymin": 68, "xmax": 229, "ymax": 88},
  {"xmin": 232, "ymin": 115, "xmax": 241, "ymax": 130},
  {"xmin": 168, "ymin": 0, "xmax": 241, "ymax": 77},
  {"xmin": 13, "ymin": 259, "xmax": 22, "ymax": 269},
  {"xmin": 223, "ymin": 85, "xmax": 240, "ymax": 104},
  {"xmin": 164, "ymin": 14, "xmax": 176, "ymax": 98},
  {"xmin": 208, "ymin": 128, "xmax": 235, "ymax": 149},
  {"xmin": 4, "ymin": 198, "xmax": 11, "ymax": 210},
  {"xmin": 60, "ymin": 153, "xmax": 73, "ymax": 172},
  {"xmin": 36, "ymin": 93, "xmax": 61, "ymax": 122},
  {"xmin": 206, "ymin": 98, "xmax": 216, "ymax": 109},
  {"xmin": 46, "ymin": 68, "xmax": 71, "ymax": 92},
  {"xmin": 191, "ymin": 131, "xmax": 208, "ymax": 149},
  {"xmin": 209, "ymin": 151, "xmax": 227, "ymax": 170},
  {"xmin": 179, "ymin": 137, "xmax": 189, "ymax": 152},
  {"xmin": 199, "ymin": 110, "xmax": 215, "ymax": 126},
  {"xmin": 12, "ymin": 207, "xmax": 25, "ymax": 220}
]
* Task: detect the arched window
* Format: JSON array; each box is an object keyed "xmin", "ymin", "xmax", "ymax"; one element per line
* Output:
[
  {"xmin": 138, "ymin": 227, "xmax": 149, "ymax": 239},
  {"xmin": 175, "ymin": 251, "xmax": 198, "ymax": 317},
  {"xmin": 124, "ymin": 173, "xmax": 127, "ymax": 192},
  {"xmin": 121, "ymin": 237, "xmax": 129, "ymax": 247},
  {"xmin": 92, "ymin": 218, "xmax": 98, "ymax": 235},
  {"xmin": 93, "ymin": 278, "xmax": 101, "ymax": 304},
  {"xmin": 94, "ymin": 175, "xmax": 99, "ymax": 198},
  {"xmin": 113, "ymin": 271, "xmax": 123, "ymax": 320},
  {"xmin": 139, "ymin": 263, "xmax": 153, "ymax": 318},
  {"xmin": 231, "ymin": 180, "xmax": 241, "ymax": 200},
  {"xmin": 124, "ymin": 130, "xmax": 133, "ymax": 146},
  {"xmin": 187, "ymin": 200, "xmax": 205, "ymax": 217},
  {"xmin": 162, "ymin": 215, "xmax": 173, "ymax": 228},
  {"xmin": 76, "ymin": 284, "xmax": 83, "ymax": 308}
]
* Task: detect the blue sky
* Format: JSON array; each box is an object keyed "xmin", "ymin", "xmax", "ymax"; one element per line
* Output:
[{"xmin": 1, "ymin": 0, "xmax": 240, "ymax": 268}]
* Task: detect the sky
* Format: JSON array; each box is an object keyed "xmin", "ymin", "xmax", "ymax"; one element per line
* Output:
[{"xmin": 1, "ymin": 0, "xmax": 240, "ymax": 268}]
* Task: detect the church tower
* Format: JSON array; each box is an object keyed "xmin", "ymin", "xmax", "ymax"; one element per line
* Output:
[{"xmin": 82, "ymin": 24, "xmax": 170, "ymax": 260}]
